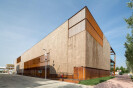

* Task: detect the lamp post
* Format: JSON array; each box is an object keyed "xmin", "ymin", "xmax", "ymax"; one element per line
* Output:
[
  {"xmin": 114, "ymin": 54, "xmax": 116, "ymax": 76},
  {"xmin": 43, "ymin": 49, "xmax": 47, "ymax": 79}
]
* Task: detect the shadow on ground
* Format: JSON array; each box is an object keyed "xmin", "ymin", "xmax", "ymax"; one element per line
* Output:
[
  {"xmin": 0, "ymin": 74, "xmax": 59, "ymax": 88},
  {"xmin": 0, "ymin": 74, "xmax": 89, "ymax": 88}
]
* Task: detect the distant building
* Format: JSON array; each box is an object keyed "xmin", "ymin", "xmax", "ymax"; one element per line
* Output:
[
  {"xmin": 0, "ymin": 67, "xmax": 6, "ymax": 73},
  {"xmin": 6, "ymin": 64, "xmax": 14, "ymax": 74},
  {"xmin": 6, "ymin": 64, "xmax": 14, "ymax": 70},
  {"xmin": 15, "ymin": 6, "xmax": 116, "ymax": 80}
]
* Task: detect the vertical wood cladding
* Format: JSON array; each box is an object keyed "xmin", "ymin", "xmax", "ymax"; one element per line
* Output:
[
  {"xmin": 73, "ymin": 67, "xmax": 110, "ymax": 80},
  {"xmin": 24, "ymin": 55, "xmax": 45, "ymax": 69},
  {"xmin": 23, "ymin": 67, "xmax": 50, "ymax": 78},
  {"xmin": 84, "ymin": 67, "xmax": 110, "ymax": 80}
]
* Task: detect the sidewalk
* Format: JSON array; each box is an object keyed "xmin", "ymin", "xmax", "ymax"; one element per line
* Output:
[{"xmin": 94, "ymin": 74, "xmax": 133, "ymax": 88}]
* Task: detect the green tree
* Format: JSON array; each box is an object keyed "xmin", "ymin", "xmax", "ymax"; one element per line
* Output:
[
  {"xmin": 115, "ymin": 67, "xmax": 119, "ymax": 71},
  {"xmin": 120, "ymin": 66, "xmax": 125, "ymax": 73},
  {"xmin": 125, "ymin": 0, "xmax": 133, "ymax": 73},
  {"xmin": 125, "ymin": 0, "xmax": 133, "ymax": 28},
  {"xmin": 125, "ymin": 67, "xmax": 129, "ymax": 73}
]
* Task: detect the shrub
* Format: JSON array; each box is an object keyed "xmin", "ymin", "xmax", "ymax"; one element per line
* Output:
[{"xmin": 119, "ymin": 72, "xmax": 123, "ymax": 75}]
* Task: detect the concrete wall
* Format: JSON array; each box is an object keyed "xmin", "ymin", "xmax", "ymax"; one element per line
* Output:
[
  {"xmin": 67, "ymin": 8, "xmax": 86, "ymax": 74},
  {"xmin": 19, "ymin": 21, "xmax": 69, "ymax": 74},
  {"xmin": 103, "ymin": 35, "xmax": 110, "ymax": 70},
  {"xmin": 85, "ymin": 7, "xmax": 110, "ymax": 70},
  {"xmin": 68, "ymin": 31, "xmax": 86, "ymax": 74},
  {"xmin": 86, "ymin": 30, "xmax": 103, "ymax": 69}
]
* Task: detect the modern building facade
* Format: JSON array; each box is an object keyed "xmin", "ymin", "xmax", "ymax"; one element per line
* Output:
[{"xmin": 15, "ymin": 6, "xmax": 116, "ymax": 80}]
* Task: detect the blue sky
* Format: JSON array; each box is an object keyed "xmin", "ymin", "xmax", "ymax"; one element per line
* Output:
[{"xmin": 0, "ymin": 0, "xmax": 131, "ymax": 67}]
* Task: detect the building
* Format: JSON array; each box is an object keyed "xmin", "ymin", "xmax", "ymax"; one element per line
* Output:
[
  {"xmin": 15, "ymin": 6, "xmax": 116, "ymax": 80},
  {"xmin": 6, "ymin": 64, "xmax": 14, "ymax": 70},
  {"xmin": 0, "ymin": 67, "xmax": 6, "ymax": 73},
  {"xmin": 6, "ymin": 64, "xmax": 14, "ymax": 74},
  {"xmin": 0, "ymin": 64, "xmax": 14, "ymax": 74}
]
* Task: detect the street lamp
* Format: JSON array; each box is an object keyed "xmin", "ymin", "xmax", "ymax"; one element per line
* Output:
[{"xmin": 43, "ymin": 49, "xmax": 47, "ymax": 79}]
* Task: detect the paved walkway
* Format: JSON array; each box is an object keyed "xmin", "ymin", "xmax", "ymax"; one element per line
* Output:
[
  {"xmin": 94, "ymin": 74, "xmax": 133, "ymax": 88},
  {"xmin": 1, "ymin": 73, "xmax": 132, "ymax": 88},
  {"xmin": 0, "ymin": 74, "xmax": 93, "ymax": 88}
]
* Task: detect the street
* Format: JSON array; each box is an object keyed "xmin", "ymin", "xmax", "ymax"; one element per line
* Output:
[
  {"xmin": 0, "ymin": 74, "xmax": 92, "ymax": 88},
  {"xmin": 0, "ymin": 74, "xmax": 133, "ymax": 88}
]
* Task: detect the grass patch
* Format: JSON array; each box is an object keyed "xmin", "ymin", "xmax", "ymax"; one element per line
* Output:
[{"xmin": 79, "ymin": 76, "xmax": 114, "ymax": 85}]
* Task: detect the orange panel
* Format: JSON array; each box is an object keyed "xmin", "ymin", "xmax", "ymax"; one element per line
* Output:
[
  {"xmin": 73, "ymin": 67, "xmax": 84, "ymax": 80},
  {"xmin": 86, "ymin": 20, "xmax": 103, "ymax": 46},
  {"xmin": 86, "ymin": 8, "xmax": 103, "ymax": 40},
  {"xmin": 73, "ymin": 67, "xmax": 78, "ymax": 79},
  {"xmin": 24, "ymin": 55, "xmax": 46, "ymax": 69},
  {"xmin": 17, "ymin": 56, "xmax": 21, "ymax": 63},
  {"xmin": 84, "ymin": 67, "xmax": 110, "ymax": 80},
  {"xmin": 67, "ymin": 75, "xmax": 73, "ymax": 79},
  {"xmin": 78, "ymin": 67, "xmax": 84, "ymax": 80}
]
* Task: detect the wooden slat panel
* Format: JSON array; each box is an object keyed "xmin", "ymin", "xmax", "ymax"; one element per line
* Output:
[
  {"xmin": 84, "ymin": 67, "xmax": 110, "ymax": 80},
  {"xmin": 17, "ymin": 56, "xmax": 21, "ymax": 63},
  {"xmin": 78, "ymin": 67, "xmax": 83, "ymax": 80},
  {"xmin": 84, "ymin": 67, "xmax": 90, "ymax": 79},
  {"xmin": 24, "ymin": 55, "xmax": 45, "ymax": 69},
  {"xmin": 86, "ymin": 20, "xmax": 103, "ymax": 46},
  {"xmin": 73, "ymin": 67, "xmax": 78, "ymax": 79},
  {"xmin": 86, "ymin": 8, "xmax": 103, "ymax": 40},
  {"xmin": 23, "ymin": 67, "xmax": 50, "ymax": 78}
]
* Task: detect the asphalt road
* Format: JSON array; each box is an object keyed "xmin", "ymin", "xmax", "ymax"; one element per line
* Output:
[{"xmin": 0, "ymin": 74, "xmax": 92, "ymax": 88}]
